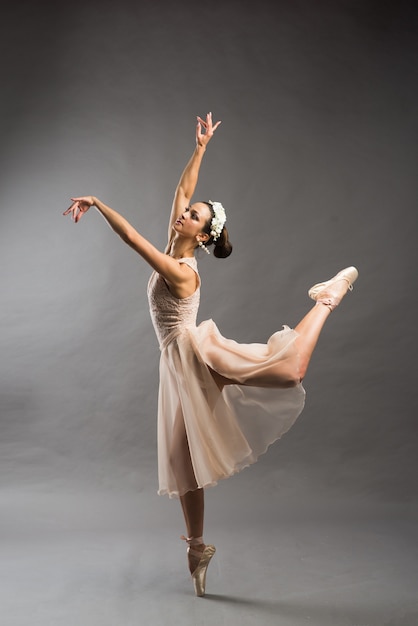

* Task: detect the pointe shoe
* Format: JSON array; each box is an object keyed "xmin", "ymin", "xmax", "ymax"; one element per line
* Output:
[
  {"xmin": 181, "ymin": 536, "xmax": 216, "ymax": 597},
  {"xmin": 190, "ymin": 544, "xmax": 216, "ymax": 597},
  {"xmin": 308, "ymin": 266, "xmax": 358, "ymax": 311}
]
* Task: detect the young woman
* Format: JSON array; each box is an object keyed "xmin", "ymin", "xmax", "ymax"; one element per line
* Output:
[{"xmin": 64, "ymin": 112, "xmax": 358, "ymax": 597}]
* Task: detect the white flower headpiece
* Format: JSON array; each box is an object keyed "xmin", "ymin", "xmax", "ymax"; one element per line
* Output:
[{"xmin": 207, "ymin": 200, "xmax": 226, "ymax": 241}]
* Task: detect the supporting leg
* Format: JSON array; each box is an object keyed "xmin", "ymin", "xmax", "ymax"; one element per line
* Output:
[
  {"xmin": 180, "ymin": 489, "xmax": 206, "ymax": 574},
  {"xmin": 180, "ymin": 488, "xmax": 204, "ymax": 539},
  {"xmin": 170, "ymin": 407, "xmax": 206, "ymax": 573}
]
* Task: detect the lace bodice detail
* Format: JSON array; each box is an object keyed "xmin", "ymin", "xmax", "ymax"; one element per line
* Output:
[{"xmin": 147, "ymin": 257, "xmax": 201, "ymax": 348}]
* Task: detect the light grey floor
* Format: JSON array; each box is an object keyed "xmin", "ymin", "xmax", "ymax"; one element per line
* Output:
[{"xmin": 2, "ymin": 477, "xmax": 417, "ymax": 626}]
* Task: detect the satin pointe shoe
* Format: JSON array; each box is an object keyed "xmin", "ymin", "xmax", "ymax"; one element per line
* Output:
[
  {"xmin": 181, "ymin": 536, "xmax": 216, "ymax": 597},
  {"xmin": 308, "ymin": 266, "xmax": 358, "ymax": 312}
]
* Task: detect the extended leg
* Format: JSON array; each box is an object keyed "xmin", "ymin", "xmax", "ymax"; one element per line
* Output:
[
  {"xmin": 294, "ymin": 302, "xmax": 331, "ymax": 380},
  {"xmin": 295, "ymin": 266, "xmax": 358, "ymax": 379}
]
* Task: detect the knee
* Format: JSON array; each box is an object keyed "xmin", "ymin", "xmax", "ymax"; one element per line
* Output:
[
  {"xmin": 260, "ymin": 371, "xmax": 300, "ymax": 388},
  {"xmin": 276, "ymin": 363, "xmax": 301, "ymax": 388},
  {"xmin": 297, "ymin": 360, "xmax": 307, "ymax": 382},
  {"xmin": 282, "ymin": 367, "xmax": 304, "ymax": 388},
  {"xmin": 282, "ymin": 374, "xmax": 301, "ymax": 388},
  {"xmin": 250, "ymin": 365, "xmax": 301, "ymax": 388}
]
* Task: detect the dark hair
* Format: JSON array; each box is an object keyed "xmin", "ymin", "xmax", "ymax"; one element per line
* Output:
[{"xmin": 201, "ymin": 202, "xmax": 233, "ymax": 258}]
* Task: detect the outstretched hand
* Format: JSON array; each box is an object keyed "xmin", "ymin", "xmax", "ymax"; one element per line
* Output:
[
  {"xmin": 63, "ymin": 196, "xmax": 95, "ymax": 223},
  {"xmin": 196, "ymin": 112, "xmax": 221, "ymax": 148}
]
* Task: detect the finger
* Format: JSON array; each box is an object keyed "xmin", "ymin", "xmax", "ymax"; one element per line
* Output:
[
  {"xmin": 212, "ymin": 120, "xmax": 222, "ymax": 131},
  {"xmin": 72, "ymin": 201, "xmax": 81, "ymax": 221},
  {"xmin": 63, "ymin": 201, "xmax": 77, "ymax": 216},
  {"xmin": 197, "ymin": 116, "xmax": 207, "ymax": 127}
]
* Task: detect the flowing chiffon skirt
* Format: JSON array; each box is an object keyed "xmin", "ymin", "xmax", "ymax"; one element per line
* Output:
[{"xmin": 157, "ymin": 319, "xmax": 305, "ymax": 498}]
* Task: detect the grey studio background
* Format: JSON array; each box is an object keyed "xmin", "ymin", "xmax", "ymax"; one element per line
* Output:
[{"xmin": 1, "ymin": 1, "xmax": 417, "ymax": 625}]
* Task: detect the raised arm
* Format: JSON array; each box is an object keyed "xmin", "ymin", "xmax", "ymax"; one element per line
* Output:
[
  {"xmin": 63, "ymin": 196, "xmax": 198, "ymax": 297},
  {"xmin": 167, "ymin": 112, "xmax": 221, "ymax": 245}
]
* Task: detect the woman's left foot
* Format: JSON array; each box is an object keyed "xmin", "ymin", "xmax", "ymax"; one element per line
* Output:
[
  {"xmin": 190, "ymin": 544, "xmax": 216, "ymax": 597},
  {"xmin": 181, "ymin": 536, "xmax": 216, "ymax": 597},
  {"xmin": 308, "ymin": 266, "xmax": 358, "ymax": 312}
]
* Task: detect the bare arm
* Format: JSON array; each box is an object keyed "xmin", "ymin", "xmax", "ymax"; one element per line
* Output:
[
  {"xmin": 63, "ymin": 196, "xmax": 197, "ymax": 296},
  {"xmin": 167, "ymin": 112, "xmax": 221, "ymax": 246}
]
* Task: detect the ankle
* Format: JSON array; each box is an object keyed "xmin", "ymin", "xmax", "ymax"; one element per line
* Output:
[
  {"xmin": 316, "ymin": 300, "xmax": 336, "ymax": 313},
  {"xmin": 181, "ymin": 535, "xmax": 204, "ymax": 546},
  {"xmin": 181, "ymin": 535, "xmax": 205, "ymax": 553},
  {"xmin": 181, "ymin": 536, "xmax": 206, "ymax": 573}
]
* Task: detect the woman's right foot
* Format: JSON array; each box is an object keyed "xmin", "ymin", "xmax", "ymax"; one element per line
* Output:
[{"xmin": 308, "ymin": 266, "xmax": 358, "ymax": 311}]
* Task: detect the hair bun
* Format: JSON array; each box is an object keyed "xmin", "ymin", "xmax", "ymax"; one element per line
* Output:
[{"xmin": 213, "ymin": 227, "xmax": 232, "ymax": 258}]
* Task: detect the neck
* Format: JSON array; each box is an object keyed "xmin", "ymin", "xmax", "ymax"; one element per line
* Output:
[{"xmin": 169, "ymin": 237, "xmax": 196, "ymax": 259}]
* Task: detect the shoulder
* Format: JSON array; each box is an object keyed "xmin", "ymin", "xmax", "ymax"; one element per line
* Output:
[
  {"xmin": 179, "ymin": 257, "xmax": 200, "ymax": 287},
  {"xmin": 165, "ymin": 257, "xmax": 200, "ymax": 298},
  {"xmin": 179, "ymin": 257, "xmax": 198, "ymax": 271}
]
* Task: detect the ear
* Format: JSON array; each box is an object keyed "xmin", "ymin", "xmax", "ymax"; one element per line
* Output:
[{"xmin": 197, "ymin": 232, "xmax": 210, "ymax": 244}]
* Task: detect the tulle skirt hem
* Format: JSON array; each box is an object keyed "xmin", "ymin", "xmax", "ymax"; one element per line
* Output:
[
  {"xmin": 158, "ymin": 431, "xmax": 294, "ymax": 499},
  {"xmin": 157, "ymin": 319, "xmax": 306, "ymax": 499}
]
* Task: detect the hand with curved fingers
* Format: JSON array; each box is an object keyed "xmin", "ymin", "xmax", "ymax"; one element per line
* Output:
[
  {"xmin": 63, "ymin": 196, "xmax": 95, "ymax": 223},
  {"xmin": 196, "ymin": 112, "xmax": 221, "ymax": 148}
]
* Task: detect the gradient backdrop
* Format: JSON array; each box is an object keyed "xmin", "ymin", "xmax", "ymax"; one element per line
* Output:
[{"xmin": 1, "ymin": 1, "xmax": 417, "ymax": 625}]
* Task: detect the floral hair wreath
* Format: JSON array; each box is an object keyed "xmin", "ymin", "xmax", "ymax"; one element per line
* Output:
[{"xmin": 207, "ymin": 200, "xmax": 226, "ymax": 241}]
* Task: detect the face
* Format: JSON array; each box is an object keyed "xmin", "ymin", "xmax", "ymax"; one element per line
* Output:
[{"xmin": 173, "ymin": 202, "xmax": 212, "ymax": 242}]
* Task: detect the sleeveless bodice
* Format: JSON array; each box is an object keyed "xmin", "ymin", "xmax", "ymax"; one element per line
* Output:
[{"xmin": 147, "ymin": 257, "xmax": 200, "ymax": 348}]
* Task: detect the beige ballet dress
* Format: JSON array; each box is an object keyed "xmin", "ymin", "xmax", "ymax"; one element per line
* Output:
[{"xmin": 147, "ymin": 257, "xmax": 306, "ymax": 498}]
